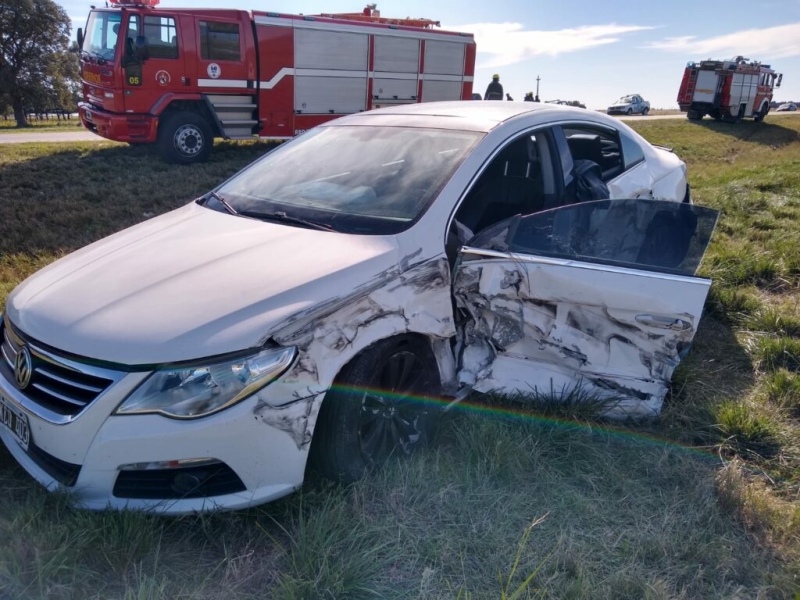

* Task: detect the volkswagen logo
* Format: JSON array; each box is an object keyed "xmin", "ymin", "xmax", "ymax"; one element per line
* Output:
[{"xmin": 14, "ymin": 346, "xmax": 33, "ymax": 389}]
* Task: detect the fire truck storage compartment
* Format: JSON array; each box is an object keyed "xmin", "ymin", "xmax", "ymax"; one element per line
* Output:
[
  {"xmin": 373, "ymin": 36, "xmax": 420, "ymax": 102},
  {"xmin": 421, "ymin": 40, "xmax": 465, "ymax": 101},
  {"xmin": 294, "ymin": 29, "xmax": 368, "ymax": 114},
  {"xmin": 730, "ymin": 73, "xmax": 759, "ymax": 116},
  {"xmin": 692, "ymin": 70, "xmax": 719, "ymax": 103}
]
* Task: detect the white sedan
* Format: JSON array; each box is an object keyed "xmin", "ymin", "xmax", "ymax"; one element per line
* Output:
[{"xmin": 0, "ymin": 102, "xmax": 717, "ymax": 513}]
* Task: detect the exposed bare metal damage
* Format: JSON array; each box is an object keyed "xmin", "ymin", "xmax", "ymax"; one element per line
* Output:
[
  {"xmin": 253, "ymin": 394, "xmax": 322, "ymax": 450},
  {"xmin": 454, "ymin": 257, "xmax": 707, "ymax": 418},
  {"xmin": 254, "ymin": 256, "xmax": 458, "ymax": 442}
]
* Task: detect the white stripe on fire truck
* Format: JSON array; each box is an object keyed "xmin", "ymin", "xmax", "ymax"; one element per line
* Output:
[
  {"xmin": 197, "ymin": 79, "xmax": 249, "ymax": 88},
  {"xmin": 259, "ymin": 69, "xmax": 473, "ymax": 89},
  {"xmin": 252, "ymin": 14, "xmax": 474, "ymax": 43}
]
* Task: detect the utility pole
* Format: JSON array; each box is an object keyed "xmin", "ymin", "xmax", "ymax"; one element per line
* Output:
[{"xmin": 535, "ymin": 75, "xmax": 540, "ymax": 98}]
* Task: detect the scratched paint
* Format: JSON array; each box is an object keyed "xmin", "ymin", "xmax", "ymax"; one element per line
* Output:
[
  {"xmin": 255, "ymin": 255, "xmax": 457, "ymax": 444},
  {"xmin": 453, "ymin": 255, "xmax": 708, "ymax": 418}
]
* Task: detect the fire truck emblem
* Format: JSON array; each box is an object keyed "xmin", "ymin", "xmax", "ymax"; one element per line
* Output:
[
  {"xmin": 207, "ymin": 63, "xmax": 221, "ymax": 79},
  {"xmin": 156, "ymin": 70, "xmax": 171, "ymax": 86}
]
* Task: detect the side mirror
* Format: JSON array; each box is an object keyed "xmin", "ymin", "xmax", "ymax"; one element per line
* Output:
[
  {"xmin": 77, "ymin": 27, "xmax": 84, "ymax": 48},
  {"xmin": 776, "ymin": 74, "xmax": 782, "ymax": 88}
]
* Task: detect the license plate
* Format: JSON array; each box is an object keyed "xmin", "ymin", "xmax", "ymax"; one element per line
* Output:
[{"xmin": 1, "ymin": 395, "xmax": 30, "ymax": 452}]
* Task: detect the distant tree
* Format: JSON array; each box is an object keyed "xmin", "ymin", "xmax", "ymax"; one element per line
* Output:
[{"xmin": 0, "ymin": 0, "xmax": 72, "ymax": 126}]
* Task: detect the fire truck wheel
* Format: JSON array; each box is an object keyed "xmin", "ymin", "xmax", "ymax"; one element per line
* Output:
[{"xmin": 158, "ymin": 113, "xmax": 213, "ymax": 165}]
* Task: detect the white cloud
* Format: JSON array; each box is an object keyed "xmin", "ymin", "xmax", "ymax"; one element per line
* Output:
[
  {"xmin": 647, "ymin": 22, "xmax": 800, "ymax": 59},
  {"xmin": 447, "ymin": 22, "xmax": 654, "ymax": 68}
]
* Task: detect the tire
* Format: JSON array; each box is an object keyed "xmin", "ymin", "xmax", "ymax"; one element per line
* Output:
[
  {"xmin": 309, "ymin": 336, "xmax": 441, "ymax": 483},
  {"xmin": 626, "ymin": 107, "xmax": 633, "ymax": 115},
  {"xmin": 687, "ymin": 110, "xmax": 702, "ymax": 121},
  {"xmin": 642, "ymin": 107, "xmax": 650, "ymax": 116},
  {"xmin": 753, "ymin": 104, "xmax": 768, "ymax": 122},
  {"xmin": 157, "ymin": 112, "xmax": 213, "ymax": 165}
]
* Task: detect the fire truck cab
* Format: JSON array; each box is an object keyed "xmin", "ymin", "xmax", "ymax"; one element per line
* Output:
[
  {"xmin": 76, "ymin": 1, "xmax": 476, "ymax": 163},
  {"xmin": 677, "ymin": 56, "xmax": 782, "ymax": 123}
]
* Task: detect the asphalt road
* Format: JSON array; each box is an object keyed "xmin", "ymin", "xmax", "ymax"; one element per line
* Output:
[{"xmin": 0, "ymin": 111, "xmax": 797, "ymax": 145}]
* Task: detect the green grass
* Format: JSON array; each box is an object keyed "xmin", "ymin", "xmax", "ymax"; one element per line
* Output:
[{"xmin": 2, "ymin": 119, "xmax": 800, "ymax": 598}]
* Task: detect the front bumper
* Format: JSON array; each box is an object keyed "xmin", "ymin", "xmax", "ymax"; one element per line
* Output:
[
  {"xmin": 0, "ymin": 339, "xmax": 314, "ymax": 514},
  {"xmin": 79, "ymin": 102, "xmax": 158, "ymax": 144}
]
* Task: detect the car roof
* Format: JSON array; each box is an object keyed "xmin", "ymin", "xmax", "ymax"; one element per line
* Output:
[{"xmin": 326, "ymin": 101, "xmax": 606, "ymax": 133}]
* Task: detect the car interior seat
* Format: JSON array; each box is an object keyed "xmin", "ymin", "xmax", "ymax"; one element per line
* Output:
[
  {"xmin": 457, "ymin": 137, "xmax": 545, "ymax": 234},
  {"xmin": 566, "ymin": 134, "xmax": 604, "ymax": 167}
]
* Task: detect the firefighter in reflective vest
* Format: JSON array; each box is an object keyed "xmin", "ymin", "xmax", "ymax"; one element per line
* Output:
[{"xmin": 485, "ymin": 74, "xmax": 503, "ymax": 100}]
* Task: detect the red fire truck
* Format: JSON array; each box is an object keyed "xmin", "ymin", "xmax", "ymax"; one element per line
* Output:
[
  {"xmin": 677, "ymin": 56, "xmax": 782, "ymax": 123},
  {"xmin": 76, "ymin": 1, "xmax": 476, "ymax": 163}
]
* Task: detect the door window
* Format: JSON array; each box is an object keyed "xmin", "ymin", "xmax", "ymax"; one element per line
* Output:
[
  {"xmin": 454, "ymin": 129, "xmax": 557, "ymax": 236},
  {"xmin": 142, "ymin": 15, "xmax": 178, "ymax": 59},
  {"xmin": 501, "ymin": 199, "xmax": 718, "ymax": 276},
  {"xmin": 561, "ymin": 125, "xmax": 624, "ymax": 181},
  {"xmin": 199, "ymin": 21, "xmax": 241, "ymax": 61}
]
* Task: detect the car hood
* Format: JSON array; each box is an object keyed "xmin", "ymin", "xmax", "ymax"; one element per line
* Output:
[
  {"xmin": 7, "ymin": 202, "xmax": 400, "ymax": 365},
  {"xmin": 610, "ymin": 102, "xmax": 632, "ymax": 107}
]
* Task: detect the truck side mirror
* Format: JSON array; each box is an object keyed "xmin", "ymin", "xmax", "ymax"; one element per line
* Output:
[
  {"xmin": 776, "ymin": 74, "xmax": 782, "ymax": 88},
  {"xmin": 77, "ymin": 27, "xmax": 84, "ymax": 48}
]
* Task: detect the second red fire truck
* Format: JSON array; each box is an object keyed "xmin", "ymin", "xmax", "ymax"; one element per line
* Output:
[
  {"xmin": 77, "ymin": 2, "xmax": 476, "ymax": 163},
  {"xmin": 677, "ymin": 56, "xmax": 782, "ymax": 123}
]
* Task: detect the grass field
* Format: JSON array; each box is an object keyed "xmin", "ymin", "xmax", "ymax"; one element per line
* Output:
[{"xmin": 0, "ymin": 119, "xmax": 799, "ymax": 599}]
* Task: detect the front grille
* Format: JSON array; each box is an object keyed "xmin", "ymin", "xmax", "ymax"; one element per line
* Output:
[
  {"xmin": 26, "ymin": 442, "xmax": 81, "ymax": 486},
  {"xmin": 1, "ymin": 319, "xmax": 122, "ymax": 419},
  {"xmin": 113, "ymin": 463, "xmax": 246, "ymax": 499}
]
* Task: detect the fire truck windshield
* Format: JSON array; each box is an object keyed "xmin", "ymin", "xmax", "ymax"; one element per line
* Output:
[{"xmin": 83, "ymin": 11, "xmax": 122, "ymax": 61}]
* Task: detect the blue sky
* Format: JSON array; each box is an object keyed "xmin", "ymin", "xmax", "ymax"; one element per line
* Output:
[{"xmin": 61, "ymin": 0, "xmax": 800, "ymax": 108}]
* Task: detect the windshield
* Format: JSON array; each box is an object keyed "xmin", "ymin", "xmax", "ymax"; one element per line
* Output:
[
  {"xmin": 83, "ymin": 10, "xmax": 122, "ymax": 60},
  {"xmin": 616, "ymin": 96, "xmax": 635, "ymax": 104},
  {"xmin": 214, "ymin": 125, "xmax": 483, "ymax": 235}
]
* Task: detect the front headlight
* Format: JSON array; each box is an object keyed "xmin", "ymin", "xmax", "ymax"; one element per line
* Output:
[{"xmin": 115, "ymin": 346, "xmax": 297, "ymax": 419}]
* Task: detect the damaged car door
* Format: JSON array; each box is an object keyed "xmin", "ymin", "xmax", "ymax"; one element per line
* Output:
[{"xmin": 452, "ymin": 199, "xmax": 719, "ymax": 417}]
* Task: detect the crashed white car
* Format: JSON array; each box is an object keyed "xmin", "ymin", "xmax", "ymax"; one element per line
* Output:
[{"xmin": 0, "ymin": 102, "xmax": 717, "ymax": 513}]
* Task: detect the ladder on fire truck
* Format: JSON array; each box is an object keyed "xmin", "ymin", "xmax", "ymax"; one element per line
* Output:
[{"xmin": 316, "ymin": 4, "xmax": 441, "ymax": 28}]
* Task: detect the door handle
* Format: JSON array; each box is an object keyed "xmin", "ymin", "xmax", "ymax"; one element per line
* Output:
[{"xmin": 635, "ymin": 314, "xmax": 692, "ymax": 331}]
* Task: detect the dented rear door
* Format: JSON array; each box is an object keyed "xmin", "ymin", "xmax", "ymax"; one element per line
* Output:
[{"xmin": 453, "ymin": 199, "xmax": 719, "ymax": 417}]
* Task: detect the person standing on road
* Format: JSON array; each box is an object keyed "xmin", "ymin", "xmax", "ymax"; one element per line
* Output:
[{"xmin": 485, "ymin": 74, "xmax": 503, "ymax": 100}]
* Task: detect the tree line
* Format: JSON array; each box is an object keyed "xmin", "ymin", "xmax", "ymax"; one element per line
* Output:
[{"xmin": 0, "ymin": 0, "xmax": 80, "ymax": 126}]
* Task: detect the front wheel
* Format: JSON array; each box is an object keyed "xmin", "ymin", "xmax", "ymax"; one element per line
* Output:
[
  {"xmin": 309, "ymin": 336, "xmax": 441, "ymax": 483},
  {"xmin": 157, "ymin": 112, "xmax": 213, "ymax": 165},
  {"xmin": 626, "ymin": 107, "xmax": 633, "ymax": 115},
  {"xmin": 641, "ymin": 107, "xmax": 650, "ymax": 116}
]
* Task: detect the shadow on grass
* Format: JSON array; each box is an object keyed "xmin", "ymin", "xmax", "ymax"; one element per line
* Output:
[
  {"xmin": 0, "ymin": 141, "xmax": 274, "ymax": 257},
  {"xmin": 691, "ymin": 118, "xmax": 800, "ymax": 147}
]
